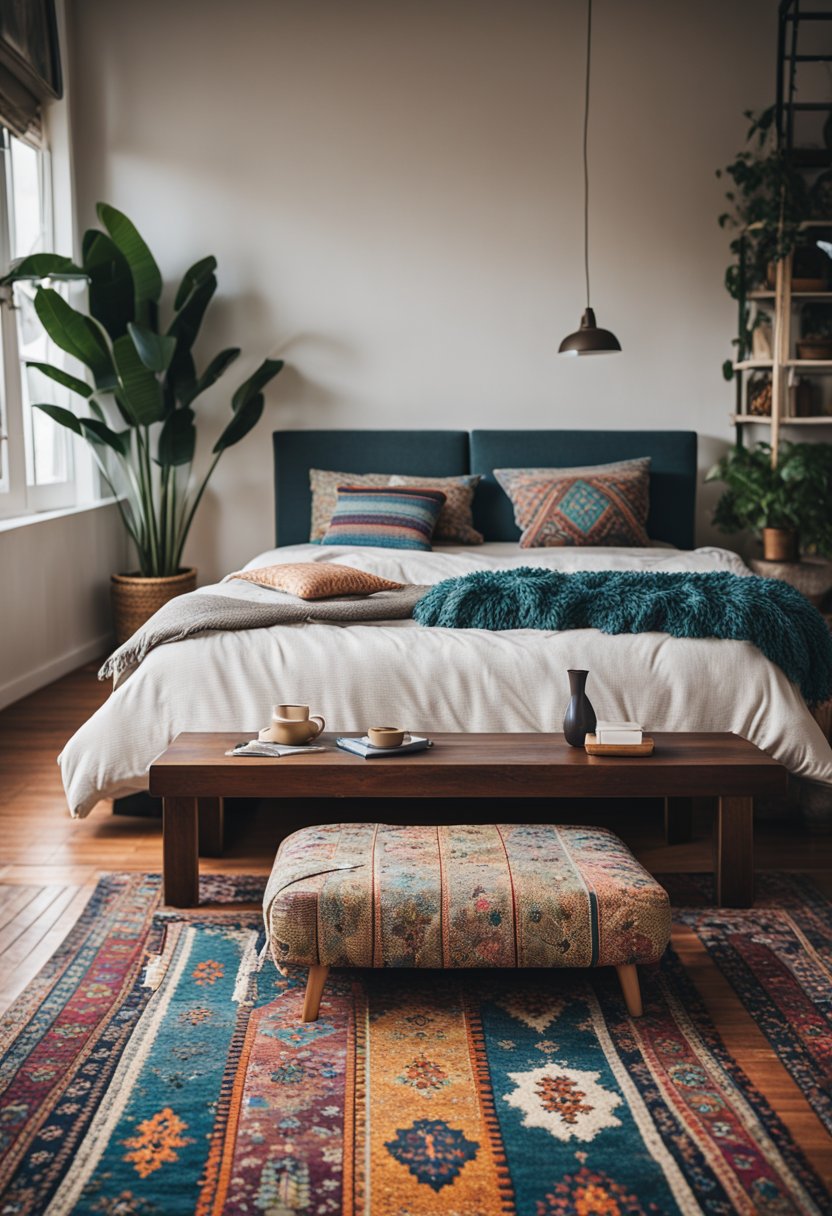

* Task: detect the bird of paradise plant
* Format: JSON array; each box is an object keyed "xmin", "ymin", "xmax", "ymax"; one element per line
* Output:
[{"xmin": 3, "ymin": 204, "xmax": 284, "ymax": 576}]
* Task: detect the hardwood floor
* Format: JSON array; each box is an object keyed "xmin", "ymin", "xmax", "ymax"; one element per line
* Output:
[{"xmin": 1, "ymin": 659, "xmax": 832, "ymax": 1182}]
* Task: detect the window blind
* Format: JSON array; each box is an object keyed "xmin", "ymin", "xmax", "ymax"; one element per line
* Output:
[{"xmin": 0, "ymin": 0, "xmax": 62, "ymax": 143}]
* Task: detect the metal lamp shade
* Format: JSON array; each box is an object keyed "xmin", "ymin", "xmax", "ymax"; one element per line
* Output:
[{"xmin": 558, "ymin": 308, "xmax": 621, "ymax": 355}]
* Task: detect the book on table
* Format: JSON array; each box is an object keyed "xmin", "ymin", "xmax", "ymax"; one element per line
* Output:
[
  {"xmin": 594, "ymin": 721, "xmax": 643, "ymax": 746},
  {"xmin": 336, "ymin": 735, "xmax": 433, "ymax": 758}
]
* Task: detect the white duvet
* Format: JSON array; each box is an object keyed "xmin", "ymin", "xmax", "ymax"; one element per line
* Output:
[{"xmin": 60, "ymin": 542, "xmax": 832, "ymax": 817}]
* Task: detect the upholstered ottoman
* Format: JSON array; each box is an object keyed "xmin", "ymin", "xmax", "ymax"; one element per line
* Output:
[{"xmin": 263, "ymin": 823, "xmax": 671, "ymax": 1021}]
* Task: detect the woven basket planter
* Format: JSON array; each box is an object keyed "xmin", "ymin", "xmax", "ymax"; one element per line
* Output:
[{"xmin": 111, "ymin": 568, "xmax": 197, "ymax": 645}]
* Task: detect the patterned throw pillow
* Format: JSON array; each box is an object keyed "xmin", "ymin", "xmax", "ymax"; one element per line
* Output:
[
  {"xmin": 388, "ymin": 474, "xmax": 483, "ymax": 545},
  {"xmin": 228, "ymin": 562, "xmax": 405, "ymax": 600},
  {"xmin": 309, "ymin": 470, "xmax": 392, "ymax": 541},
  {"xmin": 321, "ymin": 485, "xmax": 446, "ymax": 550},
  {"xmin": 494, "ymin": 458, "xmax": 651, "ymax": 548},
  {"xmin": 309, "ymin": 469, "xmax": 483, "ymax": 545}
]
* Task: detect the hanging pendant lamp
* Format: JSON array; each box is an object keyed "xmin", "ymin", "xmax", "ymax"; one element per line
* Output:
[{"xmin": 558, "ymin": 0, "xmax": 621, "ymax": 356}]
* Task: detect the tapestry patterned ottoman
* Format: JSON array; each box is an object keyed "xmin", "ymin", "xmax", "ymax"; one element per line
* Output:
[{"xmin": 263, "ymin": 823, "xmax": 671, "ymax": 1021}]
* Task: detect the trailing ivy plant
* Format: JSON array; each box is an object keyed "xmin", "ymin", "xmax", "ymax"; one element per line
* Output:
[
  {"xmin": 2, "ymin": 204, "xmax": 283, "ymax": 577},
  {"xmin": 706, "ymin": 440, "xmax": 832, "ymax": 556}
]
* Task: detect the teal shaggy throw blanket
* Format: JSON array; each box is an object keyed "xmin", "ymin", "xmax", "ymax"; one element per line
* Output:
[{"xmin": 412, "ymin": 568, "xmax": 832, "ymax": 705}]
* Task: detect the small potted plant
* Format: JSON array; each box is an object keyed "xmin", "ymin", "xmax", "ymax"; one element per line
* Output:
[
  {"xmin": 3, "ymin": 205, "xmax": 285, "ymax": 642},
  {"xmin": 798, "ymin": 303, "xmax": 832, "ymax": 361},
  {"xmin": 706, "ymin": 440, "xmax": 832, "ymax": 561}
]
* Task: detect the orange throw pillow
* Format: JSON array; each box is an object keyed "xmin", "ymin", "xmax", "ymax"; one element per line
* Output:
[{"xmin": 229, "ymin": 561, "xmax": 405, "ymax": 600}]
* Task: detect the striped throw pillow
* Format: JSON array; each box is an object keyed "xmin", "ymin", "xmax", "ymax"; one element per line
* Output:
[{"xmin": 321, "ymin": 485, "xmax": 446, "ymax": 550}]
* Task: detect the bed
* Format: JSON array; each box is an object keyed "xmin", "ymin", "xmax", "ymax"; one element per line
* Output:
[{"xmin": 59, "ymin": 429, "xmax": 832, "ymax": 818}]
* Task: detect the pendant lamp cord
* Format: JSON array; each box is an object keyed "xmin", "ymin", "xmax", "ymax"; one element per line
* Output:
[{"xmin": 583, "ymin": 0, "xmax": 592, "ymax": 310}]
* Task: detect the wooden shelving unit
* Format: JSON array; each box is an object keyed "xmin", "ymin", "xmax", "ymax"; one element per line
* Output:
[
  {"xmin": 732, "ymin": 224, "xmax": 832, "ymax": 459},
  {"xmin": 729, "ymin": 3, "xmax": 832, "ymax": 463}
]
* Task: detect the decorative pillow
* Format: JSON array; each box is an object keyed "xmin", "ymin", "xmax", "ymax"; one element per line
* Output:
[
  {"xmin": 309, "ymin": 470, "xmax": 392, "ymax": 541},
  {"xmin": 494, "ymin": 458, "xmax": 651, "ymax": 548},
  {"xmin": 321, "ymin": 485, "xmax": 446, "ymax": 550},
  {"xmin": 228, "ymin": 562, "xmax": 405, "ymax": 600},
  {"xmin": 388, "ymin": 474, "xmax": 483, "ymax": 545}
]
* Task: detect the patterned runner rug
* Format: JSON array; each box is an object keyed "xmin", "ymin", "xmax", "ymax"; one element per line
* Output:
[{"xmin": 0, "ymin": 873, "xmax": 829, "ymax": 1215}]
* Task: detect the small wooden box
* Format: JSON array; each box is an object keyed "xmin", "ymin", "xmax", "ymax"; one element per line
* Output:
[{"xmin": 584, "ymin": 733, "xmax": 654, "ymax": 757}]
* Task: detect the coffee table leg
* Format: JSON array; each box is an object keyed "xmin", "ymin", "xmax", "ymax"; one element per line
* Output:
[
  {"xmin": 714, "ymin": 796, "xmax": 754, "ymax": 907},
  {"xmin": 163, "ymin": 796, "xmax": 199, "ymax": 907}
]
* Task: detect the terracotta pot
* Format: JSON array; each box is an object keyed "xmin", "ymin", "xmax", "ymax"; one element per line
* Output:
[
  {"xmin": 762, "ymin": 528, "xmax": 798, "ymax": 563},
  {"xmin": 111, "ymin": 568, "xmax": 197, "ymax": 645}
]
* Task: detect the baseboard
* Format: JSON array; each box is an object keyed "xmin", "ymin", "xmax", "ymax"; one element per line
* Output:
[{"xmin": 0, "ymin": 633, "xmax": 113, "ymax": 710}]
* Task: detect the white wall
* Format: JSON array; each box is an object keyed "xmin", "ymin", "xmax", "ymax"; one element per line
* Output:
[
  {"xmin": 0, "ymin": 0, "xmax": 127, "ymax": 709},
  {"xmin": 0, "ymin": 502, "xmax": 125, "ymax": 707},
  {"xmin": 67, "ymin": 0, "xmax": 782, "ymax": 584}
]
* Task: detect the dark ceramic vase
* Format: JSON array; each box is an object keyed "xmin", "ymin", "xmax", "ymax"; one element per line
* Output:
[{"xmin": 563, "ymin": 668, "xmax": 596, "ymax": 748}]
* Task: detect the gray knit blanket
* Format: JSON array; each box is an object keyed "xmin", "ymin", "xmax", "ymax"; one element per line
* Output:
[{"xmin": 99, "ymin": 585, "xmax": 428, "ymax": 682}]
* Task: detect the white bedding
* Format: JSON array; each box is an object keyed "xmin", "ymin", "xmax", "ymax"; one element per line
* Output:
[{"xmin": 60, "ymin": 543, "xmax": 832, "ymax": 817}]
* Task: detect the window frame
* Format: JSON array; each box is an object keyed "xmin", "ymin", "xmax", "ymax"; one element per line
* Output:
[{"xmin": 0, "ymin": 125, "xmax": 86, "ymax": 519}]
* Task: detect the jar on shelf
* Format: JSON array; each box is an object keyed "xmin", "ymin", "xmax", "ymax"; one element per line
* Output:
[{"xmin": 748, "ymin": 373, "xmax": 772, "ymax": 416}]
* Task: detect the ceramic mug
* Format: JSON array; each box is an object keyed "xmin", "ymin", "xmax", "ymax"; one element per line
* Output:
[
  {"xmin": 275, "ymin": 703, "xmax": 312, "ymax": 722},
  {"xmin": 368, "ymin": 726, "xmax": 406, "ymax": 749},
  {"xmin": 260, "ymin": 704, "xmax": 326, "ymax": 745}
]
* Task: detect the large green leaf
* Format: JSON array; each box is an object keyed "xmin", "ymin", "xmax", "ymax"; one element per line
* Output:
[
  {"xmin": 112, "ymin": 333, "xmax": 164, "ymax": 425},
  {"xmin": 79, "ymin": 417, "xmax": 130, "ymax": 455},
  {"xmin": 231, "ymin": 358, "xmax": 284, "ymax": 412},
  {"xmin": 174, "ymin": 256, "xmax": 217, "ymax": 311},
  {"xmin": 212, "ymin": 392, "xmax": 264, "ymax": 453},
  {"xmin": 32, "ymin": 403, "xmax": 82, "ymax": 434},
  {"xmin": 0, "ymin": 253, "xmax": 83, "ymax": 283},
  {"xmin": 167, "ymin": 275, "xmax": 216, "ymax": 354},
  {"xmin": 96, "ymin": 203, "xmax": 162, "ymax": 317},
  {"xmin": 81, "ymin": 230, "xmax": 134, "ymax": 338},
  {"xmin": 166, "ymin": 347, "xmax": 196, "ymax": 412},
  {"xmin": 128, "ymin": 322, "xmax": 176, "ymax": 373},
  {"xmin": 26, "ymin": 361, "xmax": 93, "ymax": 398},
  {"xmin": 157, "ymin": 407, "xmax": 195, "ymax": 467},
  {"xmin": 34, "ymin": 288, "xmax": 116, "ymax": 390},
  {"xmin": 181, "ymin": 347, "xmax": 240, "ymax": 406}
]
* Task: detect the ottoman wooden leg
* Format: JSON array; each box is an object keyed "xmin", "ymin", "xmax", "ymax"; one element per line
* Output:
[
  {"xmin": 303, "ymin": 965, "xmax": 330, "ymax": 1022},
  {"xmin": 616, "ymin": 964, "xmax": 643, "ymax": 1017}
]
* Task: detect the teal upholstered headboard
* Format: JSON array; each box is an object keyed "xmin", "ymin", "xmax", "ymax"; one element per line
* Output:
[
  {"xmin": 273, "ymin": 429, "xmax": 697, "ymax": 549},
  {"xmin": 273, "ymin": 430, "xmax": 470, "ymax": 547},
  {"xmin": 470, "ymin": 430, "xmax": 697, "ymax": 549}
]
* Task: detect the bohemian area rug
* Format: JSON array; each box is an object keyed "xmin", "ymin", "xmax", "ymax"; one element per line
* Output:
[{"xmin": 0, "ymin": 873, "xmax": 830, "ymax": 1215}]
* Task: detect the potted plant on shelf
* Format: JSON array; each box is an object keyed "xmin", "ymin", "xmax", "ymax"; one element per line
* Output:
[
  {"xmin": 706, "ymin": 440, "xmax": 832, "ymax": 561},
  {"xmin": 2, "ymin": 204, "xmax": 284, "ymax": 642}
]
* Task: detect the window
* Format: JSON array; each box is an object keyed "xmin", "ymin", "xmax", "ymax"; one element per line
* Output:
[{"xmin": 0, "ymin": 126, "xmax": 87, "ymax": 518}]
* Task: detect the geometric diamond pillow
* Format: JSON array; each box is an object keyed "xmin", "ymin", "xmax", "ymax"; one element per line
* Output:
[{"xmin": 494, "ymin": 458, "xmax": 651, "ymax": 548}]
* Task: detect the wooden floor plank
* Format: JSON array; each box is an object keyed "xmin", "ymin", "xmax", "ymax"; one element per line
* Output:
[
  {"xmin": 0, "ymin": 884, "xmax": 40, "ymax": 933},
  {"xmin": 0, "ymin": 884, "xmax": 65, "ymax": 953},
  {"xmin": 1, "ymin": 885, "xmax": 80, "ymax": 965}
]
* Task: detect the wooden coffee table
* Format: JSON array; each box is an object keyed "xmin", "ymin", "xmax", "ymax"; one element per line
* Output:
[{"xmin": 148, "ymin": 731, "xmax": 787, "ymax": 909}]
